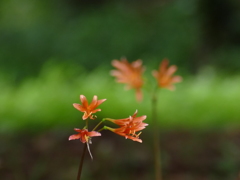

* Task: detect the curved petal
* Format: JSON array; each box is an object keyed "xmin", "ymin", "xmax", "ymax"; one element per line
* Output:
[
  {"xmin": 69, "ymin": 134, "xmax": 81, "ymax": 141},
  {"xmin": 166, "ymin": 65, "xmax": 177, "ymax": 77},
  {"xmin": 133, "ymin": 115, "xmax": 147, "ymax": 122},
  {"xmin": 132, "ymin": 59, "xmax": 143, "ymax": 68},
  {"xmin": 125, "ymin": 135, "xmax": 142, "ymax": 143},
  {"xmin": 159, "ymin": 59, "xmax": 169, "ymax": 75},
  {"xmin": 88, "ymin": 95, "xmax": 98, "ymax": 110},
  {"xmin": 110, "ymin": 70, "xmax": 124, "ymax": 77},
  {"xmin": 73, "ymin": 128, "xmax": 82, "ymax": 132},
  {"xmin": 96, "ymin": 98, "xmax": 107, "ymax": 106},
  {"xmin": 80, "ymin": 95, "xmax": 88, "ymax": 108},
  {"xmin": 111, "ymin": 60, "xmax": 129, "ymax": 72},
  {"xmin": 91, "ymin": 109, "xmax": 101, "ymax": 113},
  {"xmin": 131, "ymin": 109, "xmax": 138, "ymax": 118},
  {"xmin": 171, "ymin": 75, "xmax": 182, "ymax": 83},
  {"xmin": 73, "ymin": 103, "xmax": 85, "ymax": 112},
  {"xmin": 82, "ymin": 112, "xmax": 90, "ymax": 120},
  {"xmin": 87, "ymin": 131, "xmax": 101, "ymax": 137}
]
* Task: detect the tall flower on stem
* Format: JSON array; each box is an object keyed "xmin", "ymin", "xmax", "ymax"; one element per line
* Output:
[
  {"xmin": 151, "ymin": 59, "xmax": 182, "ymax": 180},
  {"xmin": 110, "ymin": 58, "xmax": 145, "ymax": 102},
  {"xmin": 69, "ymin": 94, "xmax": 147, "ymax": 180},
  {"xmin": 70, "ymin": 95, "xmax": 107, "ymax": 180},
  {"xmin": 111, "ymin": 57, "xmax": 182, "ymax": 180}
]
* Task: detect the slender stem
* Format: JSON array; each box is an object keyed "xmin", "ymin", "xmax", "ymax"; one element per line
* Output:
[
  {"xmin": 92, "ymin": 119, "xmax": 105, "ymax": 131},
  {"xmin": 77, "ymin": 144, "xmax": 87, "ymax": 180},
  {"xmin": 152, "ymin": 89, "xmax": 162, "ymax": 180}
]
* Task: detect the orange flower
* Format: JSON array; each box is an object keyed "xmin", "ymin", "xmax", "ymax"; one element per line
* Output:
[
  {"xmin": 69, "ymin": 128, "xmax": 101, "ymax": 143},
  {"xmin": 105, "ymin": 110, "xmax": 148, "ymax": 143},
  {"xmin": 73, "ymin": 95, "xmax": 107, "ymax": 120},
  {"xmin": 152, "ymin": 58, "xmax": 182, "ymax": 90},
  {"xmin": 111, "ymin": 58, "xmax": 145, "ymax": 101}
]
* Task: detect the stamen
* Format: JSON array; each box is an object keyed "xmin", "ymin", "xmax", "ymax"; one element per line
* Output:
[
  {"xmin": 136, "ymin": 132, "xmax": 142, "ymax": 137},
  {"xmin": 86, "ymin": 142, "xmax": 93, "ymax": 160}
]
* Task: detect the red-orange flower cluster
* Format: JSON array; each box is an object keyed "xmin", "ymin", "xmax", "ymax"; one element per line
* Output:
[
  {"xmin": 73, "ymin": 95, "xmax": 106, "ymax": 120},
  {"xmin": 105, "ymin": 110, "xmax": 148, "ymax": 143},
  {"xmin": 69, "ymin": 128, "xmax": 101, "ymax": 143},
  {"xmin": 152, "ymin": 58, "xmax": 182, "ymax": 90},
  {"xmin": 110, "ymin": 58, "xmax": 145, "ymax": 102}
]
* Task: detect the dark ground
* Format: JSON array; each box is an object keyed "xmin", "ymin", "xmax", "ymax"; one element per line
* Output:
[{"xmin": 1, "ymin": 129, "xmax": 240, "ymax": 180}]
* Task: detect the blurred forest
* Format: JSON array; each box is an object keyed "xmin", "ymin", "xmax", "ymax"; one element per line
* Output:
[
  {"xmin": 1, "ymin": 0, "xmax": 240, "ymax": 180},
  {"xmin": 0, "ymin": 0, "xmax": 240, "ymax": 80}
]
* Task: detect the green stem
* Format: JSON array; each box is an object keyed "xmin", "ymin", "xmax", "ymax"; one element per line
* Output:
[
  {"xmin": 152, "ymin": 88, "xmax": 162, "ymax": 180},
  {"xmin": 96, "ymin": 127, "xmax": 105, "ymax": 132},
  {"xmin": 92, "ymin": 119, "xmax": 105, "ymax": 131},
  {"xmin": 77, "ymin": 144, "xmax": 87, "ymax": 180}
]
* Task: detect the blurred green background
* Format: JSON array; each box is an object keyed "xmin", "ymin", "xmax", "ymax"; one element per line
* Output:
[{"xmin": 1, "ymin": 0, "xmax": 240, "ymax": 179}]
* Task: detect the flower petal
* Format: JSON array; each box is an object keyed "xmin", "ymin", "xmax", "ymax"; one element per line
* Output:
[
  {"xmin": 74, "ymin": 128, "xmax": 82, "ymax": 132},
  {"xmin": 171, "ymin": 75, "xmax": 182, "ymax": 83},
  {"xmin": 87, "ymin": 131, "xmax": 101, "ymax": 137},
  {"xmin": 166, "ymin": 65, "xmax": 177, "ymax": 77},
  {"xmin": 73, "ymin": 103, "xmax": 85, "ymax": 112},
  {"xmin": 159, "ymin": 59, "xmax": 169, "ymax": 75},
  {"xmin": 80, "ymin": 95, "xmax": 88, "ymax": 108},
  {"xmin": 132, "ymin": 59, "xmax": 143, "ymax": 68},
  {"xmin": 82, "ymin": 112, "xmax": 90, "ymax": 120},
  {"xmin": 88, "ymin": 95, "xmax": 98, "ymax": 110},
  {"xmin": 69, "ymin": 134, "xmax": 81, "ymax": 141},
  {"xmin": 91, "ymin": 109, "xmax": 101, "ymax": 113},
  {"xmin": 125, "ymin": 135, "xmax": 142, "ymax": 143},
  {"xmin": 96, "ymin": 98, "xmax": 107, "ymax": 106}
]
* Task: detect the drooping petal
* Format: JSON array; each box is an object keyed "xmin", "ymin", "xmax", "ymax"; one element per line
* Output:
[
  {"xmin": 69, "ymin": 134, "xmax": 81, "ymax": 140},
  {"xmin": 69, "ymin": 129, "xmax": 101, "ymax": 143},
  {"xmin": 73, "ymin": 103, "xmax": 85, "ymax": 112},
  {"xmin": 82, "ymin": 112, "xmax": 90, "ymax": 120},
  {"xmin": 105, "ymin": 110, "xmax": 147, "ymax": 143},
  {"xmin": 171, "ymin": 76, "xmax": 182, "ymax": 83},
  {"xmin": 125, "ymin": 135, "xmax": 142, "ymax": 143}
]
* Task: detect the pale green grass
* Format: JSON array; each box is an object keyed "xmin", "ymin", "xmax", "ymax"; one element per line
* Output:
[{"xmin": 0, "ymin": 63, "xmax": 240, "ymax": 133}]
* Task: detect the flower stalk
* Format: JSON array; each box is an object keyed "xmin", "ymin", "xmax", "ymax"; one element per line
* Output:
[
  {"xmin": 77, "ymin": 144, "xmax": 87, "ymax": 180},
  {"xmin": 111, "ymin": 57, "xmax": 182, "ymax": 180},
  {"xmin": 69, "ymin": 95, "xmax": 147, "ymax": 180},
  {"xmin": 152, "ymin": 88, "xmax": 162, "ymax": 180}
]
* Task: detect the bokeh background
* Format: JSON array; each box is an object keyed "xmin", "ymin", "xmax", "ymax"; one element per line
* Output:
[{"xmin": 1, "ymin": 0, "xmax": 240, "ymax": 179}]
